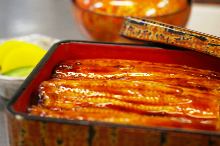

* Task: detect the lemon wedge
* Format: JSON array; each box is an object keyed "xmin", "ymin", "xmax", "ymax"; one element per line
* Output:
[
  {"xmin": 3, "ymin": 66, "xmax": 34, "ymax": 77},
  {"xmin": 0, "ymin": 40, "xmax": 46, "ymax": 75},
  {"xmin": 0, "ymin": 40, "xmax": 24, "ymax": 66}
]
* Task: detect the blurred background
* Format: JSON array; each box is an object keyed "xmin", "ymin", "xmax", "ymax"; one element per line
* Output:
[{"xmin": 0, "ymin": 0, "xmax": 220, "ymax": 40}]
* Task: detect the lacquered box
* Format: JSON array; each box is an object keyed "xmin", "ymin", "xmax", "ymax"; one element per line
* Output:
[{"xmin": 6, "ymin": 41, "xmax": 220, "ymax": 146}]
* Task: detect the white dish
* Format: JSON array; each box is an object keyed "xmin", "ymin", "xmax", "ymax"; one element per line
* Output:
[{"xmin": 0, "ymin": 34, "xmax": 59, "ymax": 99}]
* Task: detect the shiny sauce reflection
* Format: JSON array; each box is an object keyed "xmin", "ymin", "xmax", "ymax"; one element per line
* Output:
[{"xmin": 30, "ymin": 59, "xmax": 220, "ymax": 131}]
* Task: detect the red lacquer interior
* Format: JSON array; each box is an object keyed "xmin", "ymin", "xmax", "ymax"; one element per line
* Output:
[{"xmin": 9, "ymin": 41, "xmax": 220, "ymax": 113}]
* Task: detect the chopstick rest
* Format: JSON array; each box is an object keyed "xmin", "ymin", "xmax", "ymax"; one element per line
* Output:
[{"xmin": 120, "ymin": 17, "xmax": 220, "ymax": 58}]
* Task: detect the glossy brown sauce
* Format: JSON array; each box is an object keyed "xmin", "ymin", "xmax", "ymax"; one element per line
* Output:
[{"xmin": 29, "ymin": 59, "xmax": 220, "ymax": 131}]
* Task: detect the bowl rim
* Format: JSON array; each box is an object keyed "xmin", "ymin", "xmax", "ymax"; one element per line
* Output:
[
  {"xmin": 0, "ymin": 74, "xmax": 25, "ymax": 81},
  {"xmin": 73, "ymin": 0, "xmax": 192, "ymax": 19}
]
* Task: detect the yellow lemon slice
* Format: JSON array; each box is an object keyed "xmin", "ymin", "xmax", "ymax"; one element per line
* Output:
[
  {"xmin": 0, "ymin": 40, "xmax": 46, "ymax": 74},
  {"xmin": 0, "ymin": 40, "xmax": 24, "ymax": 66},
  {"xmin": 3, "ymin": 66, "xmax": 34, "ymax": 77}
]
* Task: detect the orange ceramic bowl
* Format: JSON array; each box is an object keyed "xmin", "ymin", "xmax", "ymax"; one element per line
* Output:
[{"xmin": 72, "ymin": 0, "xmax": 192, "ymax": 43}]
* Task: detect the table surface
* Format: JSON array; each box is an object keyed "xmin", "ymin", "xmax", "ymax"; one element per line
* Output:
[{"xmin": 0, "ymin": 1, "xmax": 220, "ymax": 146}]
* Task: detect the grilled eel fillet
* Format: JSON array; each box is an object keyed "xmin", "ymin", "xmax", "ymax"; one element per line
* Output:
[{"xmin": 29, "ymin": 59, "xmax": 220, "ymax": 131}]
